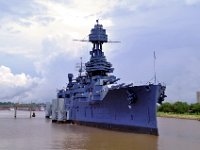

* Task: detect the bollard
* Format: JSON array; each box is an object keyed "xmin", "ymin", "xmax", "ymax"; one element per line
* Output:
[{"xmin": 14, "ymin": 106, "xmax": 17, "ymax": 118}]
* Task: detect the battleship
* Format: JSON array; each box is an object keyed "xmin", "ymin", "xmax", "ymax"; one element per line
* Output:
[{"xmin": 46, "ymin": 20, "xmax": 166, "ymax": 135}]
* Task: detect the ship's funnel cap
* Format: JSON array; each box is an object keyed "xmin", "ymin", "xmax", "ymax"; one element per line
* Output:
[{"xmin": 68, "ymin": 73, "xmax": 73, "ymax": 82}]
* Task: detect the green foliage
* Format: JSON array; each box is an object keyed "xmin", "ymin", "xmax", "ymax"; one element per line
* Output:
[
  {"xmin": 173, "ymin": 101, "xmax": 189, "ymax": 114},
  {"xmin": 158, "ymin": 101, "xmax": 200, "ymax": 114},
  {"xmin": 190, "ymin": 103, "xmax": 200, "ymax": 114},
  {"xmin": 0, "ymin": 102, "xmax": 13, "ymax": 106},
  {"xmin": 158, "ymin": 102, "xmax": 173, "ymax": 112}
]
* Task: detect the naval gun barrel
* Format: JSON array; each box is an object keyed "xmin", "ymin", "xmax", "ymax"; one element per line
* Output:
[
  {"xmin": 118, "ymin": 83, "xmax": 125, "ymax": 88},
  {"xmin": 110, "ymin": 78, "xmax": 120, "ymax": 84},
  {"xmin": 124, "ymin": 83, "xmax": 133, "ymax": 88},
  {"xmin": 110, "ymin": 83, "xmax": 125, "ymax": 90},
  {"xmin": 104, "ymin": 78, "xmax": 120, "ymax": 85}
]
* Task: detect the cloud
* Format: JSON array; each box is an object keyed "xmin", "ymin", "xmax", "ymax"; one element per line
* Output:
[
  {"xmin": 0, "ymin": 0, "xmax": 200, "ymax": 103},
  {"xmin": 0, "ymin": 65, "xmax": 40, "ymax": 101},
  {"xmin": 185, "ymin": 0, "xmax": 200, "ymax": 5},
  {"xmin": 0, "ymin": 0, "xmax": 114, "ymax": 59},
  {"xmin": 0, "ymin": 53, "xmax": 37, "ymax": 76},
  {"xmin": 0, "ymin": 0, "xmax": 45, "ymax": 24},
  {"xmin": 107, "ymin": 0, "xmax": 200, "ymax": 103}
]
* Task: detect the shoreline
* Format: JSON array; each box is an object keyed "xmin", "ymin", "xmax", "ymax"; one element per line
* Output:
[{"xmin": 157, "ymin": 112, "xmax": 200, "ymax": 121}]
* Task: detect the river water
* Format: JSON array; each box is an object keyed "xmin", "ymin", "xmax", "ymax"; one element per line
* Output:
[{"xmin": 0, "ymin": 110, "xmax": 200, "ymax": 150}]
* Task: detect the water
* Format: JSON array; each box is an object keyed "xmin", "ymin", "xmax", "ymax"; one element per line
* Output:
[{"xmin": 0, "ymin": 110, "xmax": 200, "ymax": 150}]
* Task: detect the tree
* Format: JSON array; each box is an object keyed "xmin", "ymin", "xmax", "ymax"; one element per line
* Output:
[
  {"xmin": 158, "ymin": 102, "xmax": 173, "ymax": 113},
  {"xmin": 173, "ymin": 101, "xmax": 189, "ymax": 114},
  {"xmin": 190, "ymin": 103, "xmax": 200, "ymax": 114}
]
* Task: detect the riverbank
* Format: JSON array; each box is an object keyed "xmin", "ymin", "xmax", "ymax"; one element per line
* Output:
[{"xmin": 157, "ymin": 112, "xmax": 200, "ymax": 120}]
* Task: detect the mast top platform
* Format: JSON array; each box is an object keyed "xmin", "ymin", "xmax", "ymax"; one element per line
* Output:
[{"xmin": 89, "ymin": 20, "xmax": 108, "ymax": 43}]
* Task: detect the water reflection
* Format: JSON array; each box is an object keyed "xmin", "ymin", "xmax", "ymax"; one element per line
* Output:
[
  {"xmin": 0, "ymin": 111, "xmax": 200, "ymax": 150},
  {"xmin": 158, "ymin": 117, "xmax": 200, "ymax": 150},
  {"xmin": 49, "ymin": 124, "xmax": 89, "ymax": 150},
  {"xmin": 84, "ymin": 128, "xmax": 158, "ymax": 150},
  {"xmin": 51, "ymin": 124, "xmax": 158, "ymax": 150}
]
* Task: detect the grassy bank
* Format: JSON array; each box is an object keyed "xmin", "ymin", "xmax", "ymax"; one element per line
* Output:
[{"xmin": 157, "ymin": 112, "xmax": 200, "ymax": 120}]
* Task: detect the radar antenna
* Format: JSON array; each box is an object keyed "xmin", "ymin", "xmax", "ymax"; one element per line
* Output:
[
  {"xmin": 73, "ymin": 39, "xmax": 120, "ymax": 43},
  {"xmin": 153, "ymin": 51, "xmax": 157, "ymax": 84},
  {"xmin": 75, "ymin": 57, "xmax": 85, "ymax": 77}
]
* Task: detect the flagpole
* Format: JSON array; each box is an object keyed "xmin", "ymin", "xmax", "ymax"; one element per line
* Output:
[{"xmin": 153, "ymin": 51, "xmax": 157, "ymax": 84}]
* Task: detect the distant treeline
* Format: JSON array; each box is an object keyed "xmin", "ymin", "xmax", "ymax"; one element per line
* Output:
[
  {"xmin": 0, "ymin": 102, "xmax": 14, "ymax": 106},
  {"xmin": 0, "ymin": 102, "xmax": 45, "ymax": 106},
  {"xmin": 158, "ymin": 102, "xmax": 200, "ymax": 114}
]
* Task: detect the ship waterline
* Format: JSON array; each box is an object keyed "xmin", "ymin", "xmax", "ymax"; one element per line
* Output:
[{"xmin": 66, "ymin": 85, "xmax": 163, "ymax": 135}]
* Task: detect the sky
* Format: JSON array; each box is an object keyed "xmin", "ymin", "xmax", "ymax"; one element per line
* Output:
[{"xmin": 0, "ymin": 0, "xmax": 200, "ymax": 103}]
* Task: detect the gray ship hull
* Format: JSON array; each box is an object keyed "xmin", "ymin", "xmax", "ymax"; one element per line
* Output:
[
  {"xmin": 49, "ymin": 21, "xmax": 166, "ymax": 136},
  {"xmin": 67, "ymin": 84, "xmax": 161, "ymax": 135}
]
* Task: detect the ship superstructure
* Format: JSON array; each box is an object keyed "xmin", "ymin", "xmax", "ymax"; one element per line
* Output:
[{"xmin": 49, "ymin": 20, "xmax": 166, "ymax": 135}]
